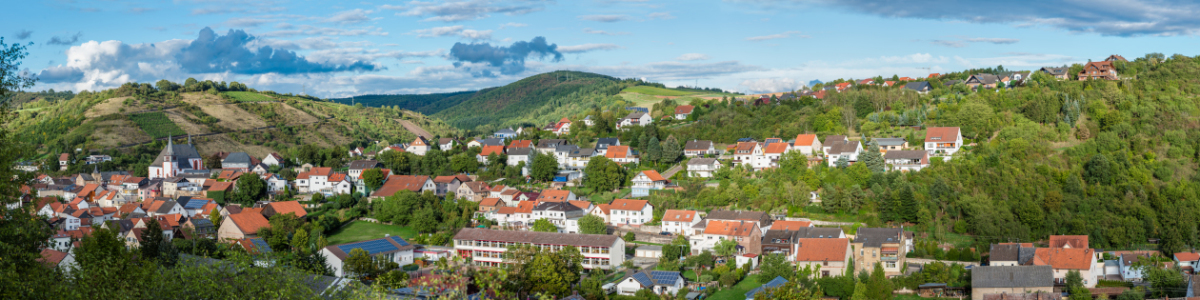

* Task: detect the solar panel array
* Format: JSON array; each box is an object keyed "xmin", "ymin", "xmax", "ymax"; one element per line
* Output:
[
  {"xmin": 337, "ymin": 239, "xmax": 399, "ymax": 256},
  {"xmin": 650, "ymin": 271, "xmax": 679, "ymax": 285},
  {"xmin": 251, "ymin": 238, "xmax": 273, "ymax": 253},
  {"xmin": 631, "ymin": 272, "xmax": 653, "ymax": 287},
  {"xmin": 183, "ymin": 199, "xmax": 208, "ymax": 209},
  {"xmin": 388, "ymin": 236, "xmax": 410, "ymax": 246}
]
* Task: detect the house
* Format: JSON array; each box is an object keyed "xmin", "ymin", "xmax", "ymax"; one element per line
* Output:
[
  {"xmin": 181, "ymin": 218, "xmax": 217, "ymax": 238},
  {"xmin": 1037, "ymin": 67, "xmax": 1070, "ymax": 80},
  {"xmin": 535, "ymin": 139, "xmax": 569, "ymax": 154},
  {"xmin": 452, "ymin": 228, "xmax": 624, "ymax": 270},
  {"xmin": 989, "ymin": 243, "xmax": 1035, "ymax": 266},
  {"xmin": 631, "ymin": 170, "xmax": 667, "ymax": 197},
  {"xmin": 970, "ymin": 266, "xmax": 1055, "ymax": 300},
  {"xmin": 762, "ymin": 227, "xmax": 844, "ymax": 258},
  {"xmin": 874, "ymin": 138, "xmax": 907, "ymax": 153},
  {"xmin": 635, "ymin": 245, "xmax": 662, "ymax": 258},
  {"xmin": 593, "ymin": 138, "xmax": 621, "ymax": 155},
  {"xmin": 924, "ymin": 127, "xmax": 964, "ymax": 156},
  {"xmin": 477, "ymin": 145, "xmax": 506, "ymax": 164},
  {"xmin": 506, "ymin": 147, "xmax": 534, "ymax": 171},
  {"xmin": 58, "ymin": 153, "xmax": 70, "ymax": 171},
  {"xmin": 432, "ymin": 175, "xmax": 468, "ymax": 197},
  {"xmin": 1079, "ymin": 61, "xmax": 1119, "ymax": 80},
  {"xmin": 609, "ymin": 199, "xmax": 652, "ymax": 226},
  {"xmin": 1175, "ymin": 252, "xmax": 1200, "ymax": 274},
  {"xmin": 852, "ymin": 227, "xmax": 907, "ymax": 276},
  {"xmin": 683, "ymin": 140, "xmax": 716, "ymax": 157},
  {"xmin": 493, "ymin": 128, "xmax": 518, "ymax": 140},
  {"xmin": 674, "ymin": 105, "xmax": 695, "ymax": 120},
  {"xmin": 263, "ymin": 173, "xmax": 288, "ymax": 193},
  {"xmin": 858, "ymin": 79, "xmax": 874, "ymax": 85},
  {"xmin": 406, "ymin": 137, "xmax": 432, "ymax": 156},
  {"xmin": 508, "ymin": 140, "xmax": 533, "ymax": 149},
  {"xmin": 263, "ymin": 201, "xmax": 307, "ymax": 219},
  {"xmin": 566, "ymin": 148, "xmax": 595, "ymax": 170},
  {"xmin": 321, "ymin": 236, "xmax": 415, "ymax": 277},
  {"xmin": 965, "ymin": 74, "xmax": 1001, "ymax": 89},
  {"xmin": 478, "ymin": 198, "xmax": 503, "ymax": 213},
  {"xmin": 1105, "ymin": 55, "xmax": 1128, "ymax": 62},
  {"xmin": 705, "ymin": 210, "xmax": 773, "ymax": 232},
  {"xmin": 147, "ymin": 138, "xmax": 205, "ymax": 180},
  {"xmin": 1119, "ymin": 254, "xmax": 1149, "ymax": 281},
  {"xmin": 218, "ymin": 211, "xmax": 270, "ymax": 241},
  {"xmin": 347, "ymin": 160, "xmax": 382, "ymax": 179},
  {"xmin": 468, "ymin": 138, "xmax": 505, "ymax": 149},
  {"xmin": 39, "ymin": 248, "xmax": 76, "ymax": 273},
  {"xmin": 833, "ymin": 82, "xmax": 851, "ymax": 92},
  {"xmin": 615, "ymin": 270, "xmax": 685, "ymax": 296},
  {"xmin": 551, "ymin": 117, "xmax": 572, "ymax": 135},
  {"xmin": 927, "ymin": 73, "xmax": 941, "ymax": 79},
  {"xmin": 794, "ymin": 238, "xmax": 852, "ymax": 278},
  {"xmin": 143, "ymin": 199, "xmax": 184, "ymax": 217},
  {"xmin": 457, "ymin": 182, "xmax": 490, "ymax": 201},
  {"xmin": 437, "ymin": 138, "xmax": 457, "ymax": 151},
  {"xmin": 295, "ymin": 167, "xmax": 334, "ymax": 193},
  {"xmin": 618, "ymin": 112, "xmax": 652, "ymax": 129},
  {"xmin": 1030, "ymin": 247, "xmax": 1098, "ymax": 286},
  {"xmin": 732, "ymin": 142, "xmax": 762, "ymax": 167},
  {"xmin": 328, "ymin": 173, "xmax": 353, "ymax": 195},
  {"xmin": 1049, "ymin": 235, "xmax": 1088, "ymax": 248},
  {"xmin": 660, "ymin": 210, "xmax": 701, "ymax": 236},
  {"xmin": 825, "ymin": 140, "xmax": 863, "ymax": 167},
  {"xmin": 693, "ymin": 220, "xmax": 762, "ymax": 255},
  {"xmin": 885, "ymin": 150, "xmax": 930, "ymax": 172},
  {"xmin": 370, "ymin": 175, "xmax": 435, "ymax": 199},
  {"xmin": 261, "ymin": 153, "xmax": 284, "ymax": 166},
  {"xmin": 687, "ymin": 158, "xmax": 721, "ymax": 178},
  {"xmin": 604, "ymin": 146, "xmax": 639, "ymax": 164},
  {"xmin": 903, "ymin": 81, "xmax": 933, "ymax": 93},
  {"xmin": 792, "ymin": 134, "xmax": 822, "ymax": 156},
  {"xmin": 222, "ymin": 152, "xmax": 255, "ymax": 171},
  {"xmin": 745, "ymin": 276, "xmax": 788, "ymax": 300},
  {"xmin": 85, "ymin": 154, "xmax": 112, "ymax": 165},
  {"xmin": 761, "ymin": 142, "xmax": 788, "ymax": 169},
  {"xmin": 530, "ymin": 201, "xmax": 587, "ymax": 233},
  {"xmin": 536, "ymin": 189, "xmax": 576, "ymax": 203}
]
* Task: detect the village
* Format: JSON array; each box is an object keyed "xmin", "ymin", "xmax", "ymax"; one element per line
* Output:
[{"xmin": 18, "ymin": 54, "xmax": 1195, "ymax": 300}]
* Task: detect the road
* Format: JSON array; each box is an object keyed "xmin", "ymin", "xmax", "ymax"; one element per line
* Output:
[{"xmin": 661, "ymin": 164, "xmax": 684, "ymax": 179}]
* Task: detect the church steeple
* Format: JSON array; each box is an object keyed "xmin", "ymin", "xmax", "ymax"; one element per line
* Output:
[{"xmin": 166, "ymin": 136, "xmax": 175, "ymax": 156}]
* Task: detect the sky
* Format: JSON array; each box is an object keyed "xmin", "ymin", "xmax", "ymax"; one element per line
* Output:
[{"xmin": 5, "ymin": 0, "xmax": 1200, "ymax": 97}]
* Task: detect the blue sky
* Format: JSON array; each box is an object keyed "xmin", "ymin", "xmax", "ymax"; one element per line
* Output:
[{"xmin": 5, "ymin": 0, "xmax": 1200, "ymax": 97}]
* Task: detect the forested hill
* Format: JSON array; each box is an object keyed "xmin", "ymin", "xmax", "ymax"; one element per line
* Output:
[
  {"xmin": 327, "ymin": 91, "xmax": 476, "ymax": 115},
  {"xmin": 431, "ymin": 71, "xmax": 633, "ymax": 132}
]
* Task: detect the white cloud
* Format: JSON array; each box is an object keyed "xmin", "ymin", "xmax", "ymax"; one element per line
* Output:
[
  {"xmin": 648, "ymin": 12, "xmax": 675, "ymax": 20},
  {"xmin": 412, "ymin": 25, "xmax": 492, "ymax": 40},
  {"xmin": 745, "ymin": 31, "xmax": 809, "ymax": 41},
  {"xmin": 397, "ymin": 0, "xmax": 548, "ymax": 22},
  {"xmin": 559, "ymin": 43, "xmax": 622, "ymax": 53},
  {"xmin": 326, "ymin": 9, "xmax": 373, "ymax": 24},
  {"xmin": 583, "ymin": 28, "xmax": 630, "ymax": 35},
  {"xmin": 676, "ymin": 53, "xmax": 710, "ymax": 61},
  {"xmin": 965, "ymin": 37, "xmax": 1020, "ymax": 44},
  {"xmin": 258, "ymin": 25, "xmax": 389, "ymax": 37},
  {"xmin": 499, "ymin": 22, "xmax": 527, "ymax": 29},
  {"xmin": 738, "ymin": 78, "xmax": 802, "ymax": 94},
  {"xmin": 578, "ymin": 14, "xmax": 631, "ymax": 22}
]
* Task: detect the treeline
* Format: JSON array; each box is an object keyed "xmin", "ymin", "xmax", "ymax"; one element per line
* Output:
[
  {"xmin": 433, "ymin": 71, "xmax": 630, "ymax": 131},
  {"xmin": 327, "ymin": 91, "xmax": 476, "ymax": 115}
]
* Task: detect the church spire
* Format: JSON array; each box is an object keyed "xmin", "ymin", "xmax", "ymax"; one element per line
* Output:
[
  {"xmin": 166, "ymin": 136, "xmax": 174, "ymax": 156},
  {"xmin": 188, "ymin": 133, "xmax": 192, "ymax": 145}
]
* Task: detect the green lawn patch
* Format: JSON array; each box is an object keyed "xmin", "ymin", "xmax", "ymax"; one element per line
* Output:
[
  {"xmin": 708, "ymin": 274, "xmax": 762, "ymax": 300},
  {"xmin": 224, "ymin": 91, "xmax": 276, "ymax": 102},
  {"xmin": 128, "ymin": 112, "xmax": 186, "ymax": 138},
  {"xmin": 622, "ymin": 86, "xmax": 700, "ymax": 96},
  {"xmin": 327, "ymin": 221, "xmax": 417, "ymax": 245}
]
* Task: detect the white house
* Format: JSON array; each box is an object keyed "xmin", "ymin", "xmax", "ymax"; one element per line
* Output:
[
  {"xmin": 792, "ymin": 134, "xmax": 822, "ymax": 156},
  {"xmin": 329, "ymin": 173, "xmax": 353, "ymax": 195},
  {"xmin": 263, "ymin": 173, "xmax": 288, "ymax": 193},
  {"xmin": 506, "ymin": 147, "xmax": 534, "ymax": 170},
  {"xmin": 661, "ymin": 209, "xmax": 702, "ymax": 236},
  {"xmin": 631, "ymin": 170, "xmax": 668, "ymax": 197},
  {"xmin": 1175, "ymin": 252, "xmax": 1199, "ymax": 273},
  {"xmin": 320, "ymin": 236, "xmax": 415, "ymax": 277},
  {"xmin": 884, "ymin": 150, "xmax": 930, "ymax": 172},
  {"xmin": 674, "ymin": 105, "xmax": 694, "ymax": 120},
  {"xmin": 604, "ymin": 145, "xmax": 639, "ymax": 164},
  {"xmin": 683, "ymin": 140, "xmax": 716, "ymax": 157},
  {"xmin": 1120, "ymin": 254, "xmax": 1148, "ymax": 282},
  {"xmin": 295, "ymin": 167, "xmax": 334, "ymax": 193},
  {"xmin": 261, "ymin": 153, "xmax": 284, "ymax": 166},
  {"xmin": 618, "ymin": 112, "xmax": 652, "ymax": 129},
  {"xmin": 616, "ymin": 270, "xmax": 685, "ymax": 296},
  {"xmin": 609, "ymin": 199, "xmax": 653, "ymax": 226},
  {"xmin": 406, "ymin": 137, "xmax": 432, "ymax": 156},
  {"xmin": 437, "ymin": 138, "xmax": 457, "ymax": 151},
  {"xmin": 687, "ymin": 158, "xmax": 721, "ymax": 178},
  {"xmin": 732, "ymin": 142, "xmax": 762, "ymax": 168},
  {"xmin": 825, "ymin": 140, "xmax": 863, "ymax": 167},
  {"xmin": 530, "ymin": 201, "xmax": 587, "ymax": 233},
  {"xmin": 925, "ymin": 127, "xmax": 963, "ymax": 157}
]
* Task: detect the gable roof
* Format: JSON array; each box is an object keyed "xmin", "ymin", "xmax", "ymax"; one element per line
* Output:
[
  {"xmin": 794, "ymin": 238, "xmax": 849, "ymax": 262},
  {"xmin": 39, "ymin": 248, "xmax": 69, "ymax": 267},
  {"xmin": 674, "ymin": 105, "xmax": 695, "ymax": 115},
  {"xmin": 661, "ymin": 210, "xmax": 699, "ymax": 223},
  {"xmin": 508, "ymin": 140, "xmax": 532, "ymax": 148},
  {"xmin": 1048, "ymin": 235, "xmax": 1088, "ymax": 248},
  {"xmin": 323, "ymin": 236, "xmax": 415, "ymax": 261},
  {"xmin": 704, "ymin": 220, "xmax": 758, "ymax": 237},
  {"xmin": 348, "ymin": 160, "xmax": 381, "ymax": 170},
  {"xmin": 536, "ymin": 139, "xmax": 568, "ymax": 149},
  {"xmin": 265, "ymin": 201, "xmax": 307, "ymax": 219},
  {"xmin": 972, "ymin": 266, "xmax": 1054, "ymax": 288},
  {"xmin": 537, "ymin": 189, "xmax": 573, "ymax": 202},
  {"xmin": 794, "ymin": 134, "xmax": 817, "ymax": 147},
  {"xmin": 684, "ymin": 140, "xmax": 713, "ymax": 151},
  {"xmin": 604, "ymin": 146, "xmax": 632, "ymax": 159},
  {"xmin": 688, "ymin": 158, "xmax": 719, "ymax": 166},
  {"xmin": 228, "ymin": 212, "xmax": 270, "ymax": 235},
  {"xmin": 925, "ymin": 127, "xmax": 960, "ymax": 142},
  {"xmin": 609, "ymin": 199, "xmax": 648, "ymax": 211},
  {"xmin": 1032, "ymin": 248, "xmax": 1093, "ymax": 270},
  {"xmin": 534, "ymin": 201, "xmax": 584, "ymax": 213},
  {"xmin": 1176, "ymin": 252, "xmax": 1200, "ymax": 262},
  {"xmin": 771, "ymin": 220, "xmax": 812, "ymax": 231},
  {"xmin": 371, "ymin": 175, "xmax": 431, "ymax": 197},
  {"xmin": 706, "ymin": 210, "xmax": 772, "ymax": 226},
  {"xmin": 903, "ymin": 81, "xmax": 932, "ymax": 91},
  {"xmin": 479, "ymin": 145, "xmax": 505, "ymax": 157},
  {"xmin": 479, "ymin": 198, "xmax": 502, "ymax": 207},
  {"xmin": 637, "ymin": 170, "xmax": 666, "ymax": 182},
  {"xmin": 763, "ymin": 142, "xmax": 788, "ymax": 154}
]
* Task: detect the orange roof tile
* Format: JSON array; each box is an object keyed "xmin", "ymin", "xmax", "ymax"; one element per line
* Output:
[
  {"xmin": 537, "ymin": 189, "xmax": 573, "ymax": 202},
  {"xmin": 605, "ymin": 146, "xmax": 632, "ymax": 159},
  {"xmin": 479, "ymin": 198, "xmax": 502, "ymax": 207},
  {"xmin": 609, "ymin": 199, "xmax": 648, "ymax": 211},
  {"xmin": 208, "ymin": 181, "xmax": 234, "ymax": 192},
  {"xmin": 703, "ymin": 220, "xmax": 757, "ymax": 237},
  {"xmin": 1048, "ymin": 235, "xmax": 1089, "ymax": 249},
  {"xmin": 508, "ymin": 140, "xmax": 532, "ymax": 148},
  {"xmin": 40, "ymin": 249, "xmax": 69, "ymax": 267},
  {"xmin": 772, "ymin": 220, "xmax": 813, "ymax": 231},
  {"xmin": 228, "ymin": 212, "xmax": 270, "ymax": 235},
  {"xmin": 371, "ymin": 175, "xmax": 431, "ymax": 197},
  {"xmin": 328, "ymin": 173, "xmax": 347, "ymax": 183},
  {"xmin": 764, "ymin": 142, "xmax": 789, "ymax": 154},
  {"xmin": 515, "ymin": 201, "xmax": 537, "ymax": 214},
  {"xmin": 479, "ymin": 145, "xmax": 506, "ymax": 157},
  {"xmin": 794, "ymin": 134, "xmax": 817, "ymax": 147},
  {"xmin": 594, "ymin": 203, "xmax": 611, "ymax": 215},
  {"xmin": 795, "ymin": 238, "xmax": 850, "ymax": 262},
  {"xmin": 494, "ymin": 207, "xmax": 518, "ymax": 214},
  {"xmin": 925, "ymin": 127, "xmax": 960, "ymax": 141},
  {"xmin": 568, "ymin": 200, "xmax": 593, "ymax": 210},
  {"xmin": 267, "ymin": 201, "xmax": 307, "ymax": 218},
  {"xmin": 638, "ymin": 170, "xmax": 666, "ymax": 182},
  {"xmin": 661, "ymin": 210, "xmax": 699, "ymax": 222},
  {"xmin": 674, "ymin": 105, "xmax": 695, "ymax": 115},
  {"xmin": 1176, "ymin": 252, "xmax": 1200, "ymax": 262},
  {"xmin": 1033, "ymin": 248, "xmax": 1094, "ymax": 270}
]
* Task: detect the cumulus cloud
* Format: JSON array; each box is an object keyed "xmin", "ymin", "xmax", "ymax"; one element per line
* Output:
[
  {"xmin": 559, "ymin": 43, "xmax": 622, "ymax": 53},
  {"xmin": 676, "ymin": 53, "xmax": 710, "ymax": 61},
  {"xmin": 326, "ymin": 9, "xmax": 373, "ymax": 24},
  {"xmin": 259, "ymin": 25, "xmax": 389, "ymax": 37},
  {"xmin": 583, "ymin": 28, "xmax": 630, "ymax": 35},
  {"xmin": 449, "ymin": 36, "xmax": 562, "ymax": 76},
  {"xmin": 931, "ymin": 37, "xmax": 1019, "ymax": 47},
  {"xmin": 578, "ymin": 14, "xmax": 631, "ymax": 22},
  {"xmin": 760, "ymin": 0, "xmax": 1200, "ymax": 37},
  {"xmin": 413, "ymin": 25, "xmax": 492, "ymax": 40},
  {"xmin": 35, "ymin": 27, "xmax": 383, "ymax": 91},
  {"xmin": 14, "ymin": 30, "xmax": 32, "ymax": 40},
  {"xmin": 47, "ymin": 33, "xmax": 83, "ymax": 46},
  {"xmin": 745, "ymin": 31, "xmax": 808, "ymax": 41},
  {"xmin": 739, "ymin": 78, "xmax": 802, "ymax": 93},
  {"xmin": 395, "ymin": 0, "xmax": 549, "ymax": 22}
]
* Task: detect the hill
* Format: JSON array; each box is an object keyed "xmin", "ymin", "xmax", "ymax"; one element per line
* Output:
[
  {"xmin": 8, "ymin": 85, "xmax": 459, "ymax": 161},
  {"xmin": 327, "ymin": 91, "xmax": 477, "ymax": 115},
  {"xmin": 431, "ymin": 71, "xmax": 637, "ymax": 131}
]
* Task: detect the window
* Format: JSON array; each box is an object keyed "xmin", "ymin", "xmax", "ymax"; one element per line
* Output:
[{"xmin": 821, "ymin": 271, "xmax": 830, "ymax": 277}]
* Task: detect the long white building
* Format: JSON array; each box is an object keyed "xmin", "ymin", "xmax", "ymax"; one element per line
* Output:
[{"xmin": 452, "ymin": 228, "xmax": 624, "ymax": 270}]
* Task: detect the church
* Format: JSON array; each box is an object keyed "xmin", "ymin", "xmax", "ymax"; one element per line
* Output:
[{"xmin": 148, "ymin": 136, "xmax": 205, "ymax": 179}]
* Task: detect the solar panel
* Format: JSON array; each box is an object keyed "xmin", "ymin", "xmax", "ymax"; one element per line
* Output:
[
  {"xmin": 632, "ymin": 272, "xmax": 653, "ymax": 287},
  {"xmin": 183, "ymin": 200, "xmax": 208, "ymax": 209},
  {"xmin": 651, "ymin": 271, "xmax": 679, "ymax": 285},
  {"xmin": 251, "ymin": 238, "xmax": 273, "ymax": 253},
  {"xmin": 337, "ymin": 239, "xmax": 399, "ymax": 256},
  {"xmin": 388, "ymin": 236, "xmax": 410, "ymax": 246}
]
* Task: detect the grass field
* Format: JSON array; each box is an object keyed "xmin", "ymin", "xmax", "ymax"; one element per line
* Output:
[
  {"xmin": 128, "ymin": 112, "xmax": 187, "ymax": 138},
  {"xmin": 224, "ymin": 91, "xmax": 276, "ymax": 102},
  {"xmin": 622, "ymin": 86, "xmax": 701, "ymax": 96},
  {"xmin": 709, "ymin": 274, "xmax": 762, "ymax": 300},
  {"xmin": 327, "ymin": 221, "xmax": 418, "ymax": 245}
]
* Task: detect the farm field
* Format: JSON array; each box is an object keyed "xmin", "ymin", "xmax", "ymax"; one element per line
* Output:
[
  {"xmin": 223, "ymin": 91, "xmax": 276, "ymax": 102},
  {"xmin": 622, "ymin": 85, "xmax": 701, "ymax": 96},
  {"xmin": 128, "ymin": 112, "xmax": 187, "ymax": 138}
]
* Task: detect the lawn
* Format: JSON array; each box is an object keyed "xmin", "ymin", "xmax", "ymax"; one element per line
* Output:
[
  {"xmin": 128, "ymin": 112, "xmax": 187, "ymax": 138},
  {"xmin": 622, "ymin": 86, "xmax": 701, "ymax": 96},
  {"xmin": 708, "ymin": 274, "xmax": 762, "ymax": 300},
  {"xmin": 224, "ymin": 91, "xmax": 276, "ymax": 102},
  {"xmin": 327, "ymin": 221, "xmax": 418, "ymax": 245}
]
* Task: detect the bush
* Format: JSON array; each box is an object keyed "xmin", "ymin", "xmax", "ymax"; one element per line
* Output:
[{"xmin": 401, "ymin": 264, "xmax": 419, "ymax": 271}]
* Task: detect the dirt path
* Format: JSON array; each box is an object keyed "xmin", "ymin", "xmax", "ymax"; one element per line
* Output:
[
  {"xmin": 397, "ymin": 119, "xmax": 433, "ymax": 140},
  {"xmin": 661, "ymin": 164, "xmax": 684, "ymax": 179}
]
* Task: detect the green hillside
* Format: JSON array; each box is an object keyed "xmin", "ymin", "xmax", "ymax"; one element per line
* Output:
[
  {"xmin": 431, "ymin": 71, "xmax": 635, "ymax": 132},
  {"xmin": 327, "ymin": 91, "xmax": 476, "ymax": 115}
]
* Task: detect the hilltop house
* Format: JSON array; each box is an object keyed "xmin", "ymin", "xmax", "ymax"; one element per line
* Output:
[
  {"xmin": 792, "ymin": 134, "xmax": 822, "ymax": 156},
  {"xmin": 1037, "ymin": 67, "xmax": 1071, "ymax": 80},
  {"xmin": 683, "ymin": 140, "xmax": 716, "ymax": 157},
  {"xmin": 1079, "ymin": 61, "xmax": 1119, "ymax": 80},
  {"xmin": 493, "ymin": 128, "xmax": 518, "ymax": 140},
  {"xmin": 825, "ymin": 139, "xmax": 863, "ymax": 167},
  {"xmin": 631, "ymin": 170, "xmax": 667, "ymax": 197},
  {"xmin": 924, "ymin": 127, "xmax": 963, "ymax": 157},
  {"xmin": 965, "ymin": 74, "xmax": 1001, "ymax": 89},
  {"xmin": 406, "ymin": 137, "xmax": 432, "ymax": 156},
  {"xmin": 884, "ymin": 150, "xmax": 929, "ymax": 172},
  {"xmin": 618, "ymin": 112, "xmax": 652, "ymax": 129}
]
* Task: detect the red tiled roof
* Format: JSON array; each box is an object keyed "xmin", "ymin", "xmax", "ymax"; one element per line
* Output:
[
  {"xmin": 1033, "ymin": 248, "xmax": 1094, "ymax": 270},
  {"xmin": 1048, "ymin": 235, "xmax": 1089, "ymax": 249},
  {"xmin": 794, "ymin": 134, "xmax": 817, "ymax": 147},
  {"xmin": 661, "ymin": 210, "xmax": 699, "ymax": 222},
  {"xmin": 479, "ymin": 145, "xmax": 505, "ymax": 157},
  {"xmin": 208, "ymin": 181, "xmax": 233, "ymax": 192},
  {"xmin": 228, "ymin": 212, "xmax": 270, "ymax": 235},
  {"xmin": 925, "ymin": 127, "xmax": 960, "ymax": 142},
  {"xmin": 927, "ymin": 73, "xmax": 940, "ymax": 79},
  {"xmin": 508, "ymin": 140, "xmax": 532, "ymax": 148},
  {"xmin": 537, "ymin": 189, "xmax": 573, "ymax": 202},
  {"xmin": 328, "ymin": 173, "xmax": 347, "ymax": 183},
  {"xmin": 674, "ymin": 105, "xmax": 695, "ymax": 115},
  {"xmin": 568, "ymin": 200, "xmax": 592, "ymax": 210},
  {"xmin": 703, "ymin": 220, "xmax": 757, "ymax": 237},
  {"xmin": 594, "ymin": 203, "xmax": 611, "ymax": 215},
  {"xmin": 371, "ymin": 175, "xmax": 430, "ymax": 197},
  {"xmin": 763, "ymin": 142, "xmax": 788, "ymax": 154},
  {"xmin": 772, "ymin": 220, "xmax": 813, "ymax": 231},
  {"xmin": 59, "ymin": 153, "xmax": 70, "ymax": 161},
  {"xmin": 605, "ymin": 146, "xmax": 632, "ymax": 159},
  {"xmin": 1176, "ymin": 252, "xmax": 1200, "ymax": 262},
  {"xmin": 639, "ymin": 170, "xmax": 666, "ymax": 182},
  {"xmin": 494, "ymin": 207, "xmax": 518, "ymax": 214},
  {"xmin": 479, "ymin": 198, "xmax": 502, "ymax": 207},
  {"xmin": 39, "ymin": 249, "xmax": 69, "ymax": 267},
  {"xmin": 609, "ymin": 199, "xmax": 648, "ymax": 211},
  {"xmin": 795, "ymin": 238, "xmax": 850, "ymax": 262},
  {"xmin": 267, "ymin": 201, "xmax": 307, "ymax": 218},
  {"xmin": 515, "ymin": 201, "xmax": 537, "ymax": 214}
]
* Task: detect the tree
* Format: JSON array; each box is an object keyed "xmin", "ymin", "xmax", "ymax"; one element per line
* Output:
[
  {"xmin": 865, "ymin": 263, "xmax": 893, "ymax": 300},
  {"xmin": 344, "ymin": 248, "xmax": 376, "ymax": 279},
  {"xmin": 849, "ymin": 282, "xmax": 868, "ymax": 300},
  {"xmin": 375, "ymin": 270, "xmax": 409, "ymax": 290},
  {"xmin": 531, "ymin": 218, "xmax": 558, "ymax": 232},
  {"xmin": 208, "ymin": 207, "xmax": 221, "ymax": 225},
  {"xmin": 229, "ymin": 173, "xmax": 266, "ymax": 205},
  {"xmin": 661, "ymin": 135, "xmax": 682, "ymax": 164},
  {"xmin": 361, "ymin": 168, "xmax": 385, "ymax": 191},
  {"xmin": 140, "ymin": 218, "xmax": 166, "ymax": 261},
  {"xmin": 644, "ymin": 136, "xmax": 662, "ymax": 164},
  {"xmin": 714, "ymin": 239, "xmax": 739, "ymax": 260},
  {"xmin": 450, "ymin": 153, "xmax": 479, "ymax": 173},
  {"xmin": 578, "ymin": 214, "xmax": 607, "ymax": 234},
  {"xmin": 530, "ymin": 152, "xmax": 559, "ymax": 182},
  {"xmin": 759, "ymin": 253, "xmax": 792, "ymax": 283},
  {"xmin": 685, "ymin": 251, "xmax": 714, "ymax": 282},
  {"xmin": 584, "ymin": 156, "xmax": 625, "ymax": 191},
  {"xmin": 205, "ymin": 153, "xmax": 223, "ymax": 169},
  {"xmin": 291, "ymin": 229, "xmax": 310, "ymax": 255},
  {"xmin": 623, "ymin": 232, "xmax": 636, "ymax": 242},
  {"xmin": 754, "ymin": 280, "xmax": 824, "ymax": 300},
  {"xmin": 835, "ymin": 155, "xmax": 849, "ymax": 168},
  {"xmin": 860, "ymin": 141, "xmax": 885, "ymax": 173},
  {"xmin": 410, "ymin": 205, "xmax": 439, "ymax": 233}
]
